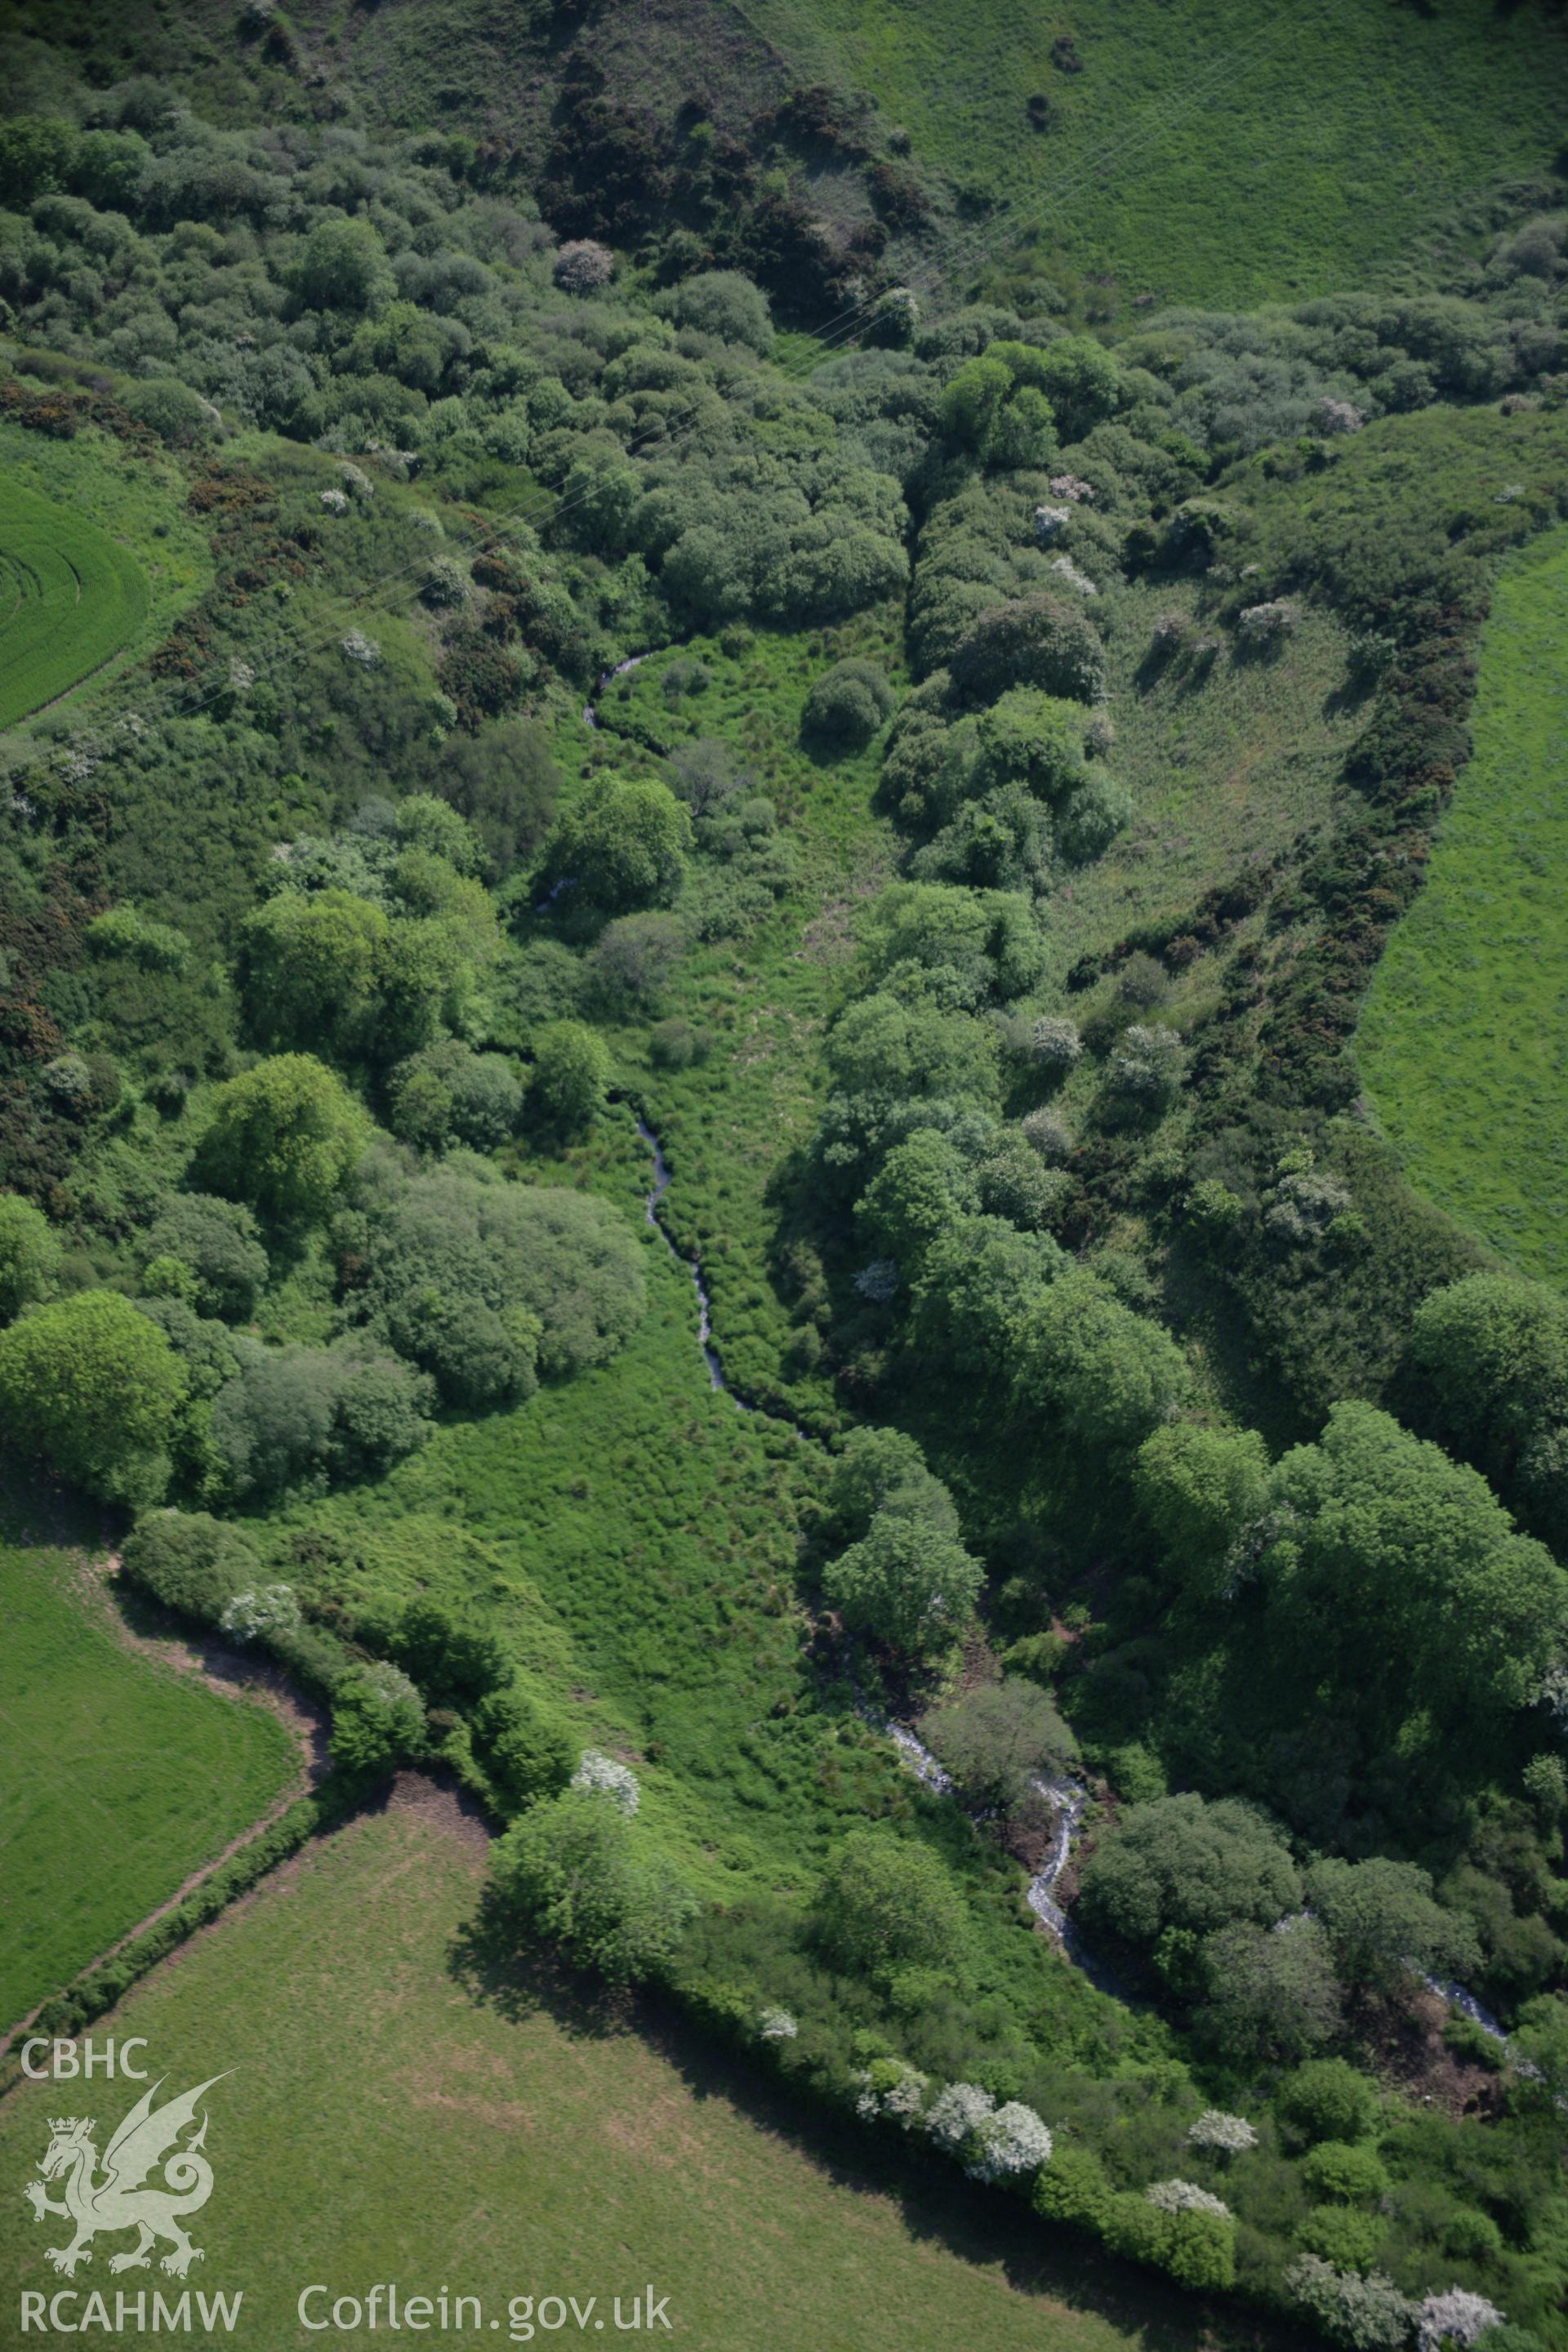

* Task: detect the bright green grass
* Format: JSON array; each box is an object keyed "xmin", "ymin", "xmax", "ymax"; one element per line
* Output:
[
  {"xmin": 0, "ymin": 1538, "xmax": 296, "ymax": 2030},
  {"xmin": 258, "ymin": 1196, "xmax": 900, "ymax": 1903},
  {"xmin": 741, "ymin": 0, "xmax": 1568, "ymax": 306},
  {"xmin": 0, "ymin": 413, "xmax": 212, "ymax": 724},
  {"xmin": 256, "ymin": 1129, "xmax": 1128, "ymax": 2082},
  {"xmin": 1357, "ymin": 526, "xmax": 1568, "ymax": 1286},
  {"xmin": 0, "ymin": 472, "xmax": 149, "ymax": 726},
  {"xmin": 0, "ymin": 1798, "xmax": 1242, "ymax": 2352},
  {"xmin": 1040, "ymin": 579, "xmax": 1356, "ymax": 990},
  {"xmin": 553, "ymin": 612, "xmax": 904, "ymax": 1421}
]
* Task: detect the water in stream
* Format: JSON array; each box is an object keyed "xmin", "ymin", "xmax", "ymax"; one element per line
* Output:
[
  {"xmin": 636, "ymin": 1115, "xmax": 729, "ymax": 1395},
  {"xmin": 635, "ymin": 1113, "xmax": 1104, "ymax": 1965},
  {"xmin": 630, "ymin": 1021, "xmax": 1505, "ymax": 2033}
]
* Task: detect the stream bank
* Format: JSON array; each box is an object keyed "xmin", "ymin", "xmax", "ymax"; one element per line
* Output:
[{"xmin": 632, "ymin": 1111, "xmax": 1101, "ymax": 1965}]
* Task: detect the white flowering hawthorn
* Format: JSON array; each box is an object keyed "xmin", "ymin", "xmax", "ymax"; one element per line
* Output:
[
  {"xmin": 1021, "ymin": 1107, "xmax": 1072, "ymax": 1162},
  {"xmin": 372, "ymin": 1660, "xmax": 420, "ymax": 1702},
  {"xmin": 924, "ymin": 2081, "xmax": 996, "ymax": 2154},
  {"xmin": 1107, "ymin": 1024, "xmax": 1184, "ymax": 1106},
  {"xmin": 1418, "ymin": 2292, "xmax": 1504, "ymax": 2352},
  {"xmin": 1187, "ymin": 2109, "xmax": 1258, "ymax": 2156},
  {"xmin": 319, "ymin": 488, "xmax": 350, "ymax": 513},
  {"xmin": 340, "ymin": 461, "xmax": 373, "ymax": 500},
  {"xmin": 220, "ymin": 1584, "xmax": 301, "ymax": 1645},
  {"xmin": 758, "ymin": 2007, "xmax": 798, "ymax": 2042},
  {"xmin": 1287, "ymin": 2259, "xmax": 1419, "ymax": 2352},
  {"xmin": 570, "ymin": 1749, "xmax": 640, "ymax": 1814},
  {"xmin": 1238, "ymin": 599, "xmax": 1301, "ymax": 641},
  {"xmin": 1031, "ymin": 1014, "xmax": 1083, "ymax": 1069},
  {"xmin": 555, "ymin": 239, "xmax": 614, "ymax": 293},
  {"xmin": 340, "ymin": 630, "xmax": 381, "ymax": 668},
  {"xmin": 873, "ymin": 287, "xmax": 920, "ymax": 343},
  {"xmin": 1034, "ymin": 504, "xmax": 1071, "ymax": 541},
  {"xmin": 1147, "ymin": 2178, "xmax": 1232, "ymax": 2218},
  {"xmin": 1536, "ymin": 1662, "xmax": 1568, "ymax": 1728},
  {"xmin": 966, "ymin": 2101, "xmax": 1053, "ymax": 2183},
  {"xmin": 853, "ymin": 2057, "xmax": 929, "ymax": 2127},
  {"xmin": 421, "ymin": 555, "xmax": 470, "ymax": 608},
  {"xmin": 1049, "ymin": 553, "xmax": 1099, "ymax": 597},
  {"xmin": 1267, "ymin": 1167, "xmax": 1355, "ymax": 1243},
  {"xmin": 853, "ymin": 1258, "xmax": 899, "ymax": 1303}
]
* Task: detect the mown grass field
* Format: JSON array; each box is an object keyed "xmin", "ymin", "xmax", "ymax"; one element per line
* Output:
[
  {"xmin": 1357, "ymin": 526, "xmax": 1568, "ymax": 1287},
  {"xmin": 0, "ymin": 1793, "xmax": 1280, "ymax": 2352},
  {"xmin": 744, "ymin": 0, "xmax": 1568, "ymax": 307},
  {"xmin": 0, "ymin": 1535, "xmax": 296, "ymax": 2032},
  {"xmin": 0, "ymin": 473, "xmax": 149, "ymax": 727}
]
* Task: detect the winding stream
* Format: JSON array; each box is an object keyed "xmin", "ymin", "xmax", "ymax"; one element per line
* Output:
[
  {"xmin": 590, "ymin": 639, "xmax": 1105, "ymax": 1964},
  {"xmin": 636, "ymin": 1116, "xmax": 731, "ymax": 1396},
  {"xmin": 633, "ymin": 1111, "xmax": 1103, "ymax": 1963},
  {"xmin": 620, "ymin": 785, "xmax": 1504, "ymax": 2041},
  {"xmin": 582, "ymin": 650, "xmax": 650, "ymax": 728},
  {"xmin": 884, "ymin": 1709, "xmax": 1107, "ymax": 1979}
]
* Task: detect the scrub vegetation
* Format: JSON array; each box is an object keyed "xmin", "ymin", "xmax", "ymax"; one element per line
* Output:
[{"xmin": 1, "ymin": 4, "xmax": 1567, "ymax": 2349}]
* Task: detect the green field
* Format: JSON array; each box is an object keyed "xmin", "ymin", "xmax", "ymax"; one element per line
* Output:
[
  {"xmin": 1357, "ymin": 527, "xmax": 1568, "ymax": 1287},
  {"xmin": 0, "ymin": 1793, "xmax": 1268, "ymax": 2352},
  {"xmin": 1040, "ymin": 582, "xmax": 1357, "ymax": 988},
  {"xmin": 743, "ymin": 0, "xmax": 1568, "ymax": 305},
  {"xmin": 0, "ymin": 1539, "xmax": 296, "ymax": 2031},
  {"xmin": 0, "ymin": 475, "xmax": 149, "ymax": 727}
]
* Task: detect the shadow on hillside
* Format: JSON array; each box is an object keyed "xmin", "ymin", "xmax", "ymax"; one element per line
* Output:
[
  {"xmin": 638, "ymin": 1989, "xmax": 1316, "ymax": 2352},
  {"xmin": 448, "ymin": 1886, "xmax": 639, "ymax": 2039},
  {"xmin": 448, "ymin": 1906, "xmax": 1312, "ymax": 2352}
]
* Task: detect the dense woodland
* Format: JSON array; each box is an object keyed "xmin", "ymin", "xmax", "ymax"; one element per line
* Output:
[{"xmin": 2, "ymin": 5, "xmax": 1568, "ymax": 2347}]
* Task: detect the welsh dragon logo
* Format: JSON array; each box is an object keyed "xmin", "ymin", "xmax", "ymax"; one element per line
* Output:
[{"xmin": 24, "ymin": 2075, "xmax": 229, "ymax": 2279}]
